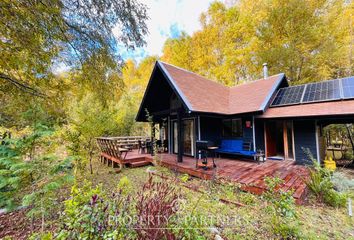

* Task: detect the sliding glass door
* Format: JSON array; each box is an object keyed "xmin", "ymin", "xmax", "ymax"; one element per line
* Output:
[{"xmin": 172, "ymin": 119, "xmax": 195, "ymax": 156}]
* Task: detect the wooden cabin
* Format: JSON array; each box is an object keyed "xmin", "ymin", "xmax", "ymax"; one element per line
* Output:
[{"xmin": 136, "ymin": 61, "xmax": 354, "ymax": 165}]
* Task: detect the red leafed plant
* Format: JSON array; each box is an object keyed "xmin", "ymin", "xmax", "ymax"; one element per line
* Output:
[{"xmin": 135, "ymin": 174, "xmax": 180, "ymax": 240}]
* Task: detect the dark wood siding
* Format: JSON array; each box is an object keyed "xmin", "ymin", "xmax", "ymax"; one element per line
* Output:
[
  {"xmin": 294, "ymin": 120, "xmax": 318, "ymax": 165},
  {"xmin": 242, "ymin": 117, "xmax": 253, "ymax": 143},
  {"xmin": 200, "ymin": 116, "xmax": 222, "ymax": 145},
  {"xmin": 255, "ymin": 119, "xmax": 265, "ymax": 152}
]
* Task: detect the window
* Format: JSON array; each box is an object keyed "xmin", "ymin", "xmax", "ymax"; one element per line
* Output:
[{"xmin": 222, "ymin": 119, "xmax": 243, "ymax": 137}]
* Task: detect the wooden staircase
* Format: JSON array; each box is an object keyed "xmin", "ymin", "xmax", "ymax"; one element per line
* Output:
[{"xmin": 126, "ymin": 157, "xmax": 152, "ymax": 168}]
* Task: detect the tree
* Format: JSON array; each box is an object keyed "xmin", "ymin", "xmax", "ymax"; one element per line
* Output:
[
  {"xmin": 161, "ymin": 0, "xmax": 353, "ymax": 85},
  {"xmin": 65, "ymin": 92, "xmax": 120, "ymax": 174},
  {"xmin": 0, "ymin": 0, "xmax": 148, "ymax": 127}
]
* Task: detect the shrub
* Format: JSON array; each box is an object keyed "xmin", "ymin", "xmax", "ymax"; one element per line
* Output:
[
  {"xmin": 304, "ymin": 150, "xmax": 348, "ymax": 207},
  {"xmin": 117, "ymin": 176, "xmax": 132, "ymax": 195},
  {"xmin": 264, "ymin": 177, "xmax": 301, "ymax": 239},
  {"xmin": 135, "ymin": 175, "xmax": 180, "ymax": 240},
  {"xmin": 264, "ymin": 177, "xmax": 296, "ymax": 218},
  {"xmin": 180, "ymin": 173, "xmax": 190, "ymax": 183},
  {"xmin": 57, "ymin": 181, "xmax": 134, "ymax": 239}
]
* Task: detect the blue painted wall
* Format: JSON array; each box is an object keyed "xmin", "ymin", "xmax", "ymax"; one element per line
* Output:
[{"xmin": 293, "ymin": 120, "xmax": 318, "ymax": 165}]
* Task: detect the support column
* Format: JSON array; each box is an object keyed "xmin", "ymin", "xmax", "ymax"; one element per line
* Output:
[
  {"xmin": 151, "ymin": 122, "xmax": 156, "ymax": 156},
  {"xmin": 177, "ymin": 110, "xmax": 184, "ymax": 162}
]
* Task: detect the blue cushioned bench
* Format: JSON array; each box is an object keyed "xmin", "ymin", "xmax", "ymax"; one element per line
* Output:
[{"xmin": 216, "ymin": 139, "xmax": 256, "ymax": 158}]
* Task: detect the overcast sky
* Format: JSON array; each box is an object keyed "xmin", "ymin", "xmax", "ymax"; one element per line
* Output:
[{"xmin": 114, "ymin": 0, "xmax": 214, "ymax": 61}]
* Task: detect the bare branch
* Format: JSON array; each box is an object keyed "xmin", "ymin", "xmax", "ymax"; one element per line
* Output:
[{"xmin": 0, "ymin": 73, "xmax": 45, "ymax": 97}]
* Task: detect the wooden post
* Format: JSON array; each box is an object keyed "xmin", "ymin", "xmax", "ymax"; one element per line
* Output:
[
  {"xmin": 151, "ymin": 122, "xmax": 156, "ymax": 156},
  {"xmin": 177, "ymin": 109, "xmax": 184, "ymax": 162}
]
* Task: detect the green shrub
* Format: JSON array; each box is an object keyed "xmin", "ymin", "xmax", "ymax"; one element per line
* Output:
[
  {"xmin": 264, "ymin": 177, "xmax": 301, "ymax": 239},
  {"xmin": 304, "ymin": 151, "xmax": 348, "ymax": 207},
  {"xmin": 56, "ymin": 181, "xmax": 134, "ymax": 239},
  {"xmin": 117, "ymin": 176, "xmax": 132, "ymax": 195},
  {"xmin": 180, "ymin": 173, "xmax": 190, "ymax": 183},
  {"xmin": 264, "ymin": 177, "xmax": 296, "ymax": 218}
]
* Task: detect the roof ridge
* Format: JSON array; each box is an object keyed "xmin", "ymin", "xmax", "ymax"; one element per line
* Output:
[
  {"xmin": 159, "ymin": 61, "xmax": 284, "ymax": 90},
  {"xmin": 227, "ymin": 73, "xmax": 285, "ymax": 113},
  {"xmin": 229, "ymin": 73, "xmax": 285, "ymax": 89},
  {"xmin": 158, "ymin": 61, "xmax": 229, "ymax": 90}
]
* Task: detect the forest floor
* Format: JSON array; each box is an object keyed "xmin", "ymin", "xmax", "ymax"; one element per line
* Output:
[
  {"xmin": 1, "ymin": 158, "xmax": 354, "ymax": 239},
  {"xmin": 84, "ymin": 160, "xmax": 354, "ymax": 239}
]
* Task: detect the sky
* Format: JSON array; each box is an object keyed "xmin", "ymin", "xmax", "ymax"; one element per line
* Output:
[{"xmin": 114, "ymin": 0, "xmax": 214, "ymax": 62}]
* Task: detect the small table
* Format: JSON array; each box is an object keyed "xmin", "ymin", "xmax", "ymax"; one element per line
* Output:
[
  {"xmin": 122, "ymin": 144, "xmax": 133, "ymax": 152},
  {"xmin": 118, "ymin": 147, "xmax": 129, "ymax": 160}
]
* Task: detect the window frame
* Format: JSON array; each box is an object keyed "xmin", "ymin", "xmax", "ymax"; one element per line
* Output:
[{"xmin": 222, "ymin": 118, "xmax": 243, "ymax": 138}]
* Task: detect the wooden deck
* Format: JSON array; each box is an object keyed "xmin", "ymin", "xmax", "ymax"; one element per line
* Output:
[
  {"xmin": 155, "ymin": 153, "xmax": 309, "ymax": 203},
  {"xmin": 100, "ymin": 149, "xmax": 309, "ymax": 203}
]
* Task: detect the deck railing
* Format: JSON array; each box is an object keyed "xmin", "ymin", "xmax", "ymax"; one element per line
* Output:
[{"xmin": 96, "ymin": 136, "xmax": 150, "ymax": 160}]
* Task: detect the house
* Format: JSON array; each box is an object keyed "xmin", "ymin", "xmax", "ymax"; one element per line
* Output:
[{"xmin": 136, "ymin": 61, "xmax": 354, "ymax": 165}]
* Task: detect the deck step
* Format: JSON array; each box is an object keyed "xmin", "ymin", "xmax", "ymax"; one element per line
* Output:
[
  {"xmin": 129, "ymin": 160, "xmax": 151, "ymax": 168},
  {"xmin": 127, "ymin": 157, "xmax": 148, "ymax": 163}
]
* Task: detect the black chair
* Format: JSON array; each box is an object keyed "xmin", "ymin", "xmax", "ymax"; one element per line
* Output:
[
  {"xmin": 138, "ymin": 140, "xmax": 147, "ymax": 154},
  {"xmin": 163, "ymin": 139, "xmax": 168, "ymax": 152},
  {"xmin": 146, "ymin": 140, "xmax": 153, "ymax": 154},
  {"xmin": 156, "ymin": 140, "xmax": 162, "ymax": 153}
]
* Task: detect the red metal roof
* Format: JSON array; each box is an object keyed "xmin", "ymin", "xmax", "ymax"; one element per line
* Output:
[
  {"xmin": 159, "ymin": 61, "xmax": 285, "ymax": 115},
  {"xmin": 259, "ymin": 99, "xmax": 354, "ymax": 118}
]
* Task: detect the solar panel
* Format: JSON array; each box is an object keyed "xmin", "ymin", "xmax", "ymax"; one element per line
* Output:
[
  {"xmin": 271, "ymin": 85, "xmax": 305, "ymax": 106},
  {"xmin": 270, "ymin": 76, "xmax": 354, "ymax": 108},
  {"xmin": 302, "ymin": 79, "xmax": 341, "ymax": 103},
  {"xmin": 342, "ymin": 76, "xmax": 354, "ymax": 99}
]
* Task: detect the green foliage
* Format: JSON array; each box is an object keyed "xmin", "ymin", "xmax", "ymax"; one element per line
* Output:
[
  {"xmin": 331, "ymin": 172, "xmax": 354, "ymax": 192},
  {"xmin": 117, "ymin": 176, "xmax": 132, "ymax": 195},
  {"xmin": 0, "ymin": 124, "xmax": 73, "ymax": 235},
  {"xmin": 264, "ymin": 177, "xmax": 300, "ymax": 239},
  {"xmin": 180, "ymin": 173, "xmax": 190, "ymax": 183},
  {"xmin": 65, "ymin": 93, "xmax": 122, "ymax": 174},
  {"xmin": 162, "ymin": 0, "xmax": 353, "ymax": 85},
  {"xmin": 57, "ymin": 181, "xmax": 135, "ymax": 239},
  {"xmin": 264, "ymin": 177, "xmax": 296, "ymax": 218},
  {"xmin": 0, "ymin": 124, "xmax": 60, "ymax": 209},
  {"xmin": 29, "ymin": 232, "xmax": 53, "ymax": 240},
  {"xmin": 304, "ymin": 153, "xmax": 348, "ymax": 207}
]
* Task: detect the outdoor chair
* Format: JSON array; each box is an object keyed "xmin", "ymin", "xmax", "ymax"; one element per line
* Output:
[{"xmin": 138, "ymin": 140, "xmax": 147, "ymax": 154}]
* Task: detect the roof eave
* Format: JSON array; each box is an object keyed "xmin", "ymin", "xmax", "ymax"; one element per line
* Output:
[
  {"xmin": 135, "ymin": 62, "xmax": 159, "ymax": 122},
  {"xmin": 259, "ymin": 73, "xmax": 286, "ymax": 112},
  {"xmin": 157, "ymin": 61, "xmax": 194, "ymax": 112},
  {"xmin": 135, "ymin": 61, "xmax": 194, "ymax": 122}
]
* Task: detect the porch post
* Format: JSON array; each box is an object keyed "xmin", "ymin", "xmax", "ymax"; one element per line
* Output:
[
  {"xmin": 177, "ymin": 109, "xmax": 184, "ymax": 162},
  {"xmin": 151, "ymin": 122, "xmax": 156, "ymax": 156}
]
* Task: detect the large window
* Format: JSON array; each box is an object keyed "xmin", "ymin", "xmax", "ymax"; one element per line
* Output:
[{"xmin": 222, "ymin": 119, "xmax": 243, "ymax": 137}]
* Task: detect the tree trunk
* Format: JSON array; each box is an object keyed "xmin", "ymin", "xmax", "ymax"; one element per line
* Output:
[
  {"xmin": 346, "ymin": 124, "xmax": 354, "ymax": 152},
  {"xmin": 89, "ymin": 152, "xmax": 93, "ymax": 174}
]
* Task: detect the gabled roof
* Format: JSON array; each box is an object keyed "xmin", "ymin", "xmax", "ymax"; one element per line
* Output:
[{"xmin": 158, "ymin": 61, "xmax": 286, "ymax": 115}]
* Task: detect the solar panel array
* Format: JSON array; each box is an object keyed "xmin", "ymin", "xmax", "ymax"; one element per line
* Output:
[
  {"xmin": 302, "ymin": 79, "xmax": 341, "ymax": 103},
  {"xmin": 342, "ymin": 76, "xmax": 354, "ymax": 99},
  {"xmin": 271, "ymin": 76, "xmax": 354, "ymax": 107},
  {"xmin": 271, "ymin": 85, "xmax": 305, "ymax": 106}
]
